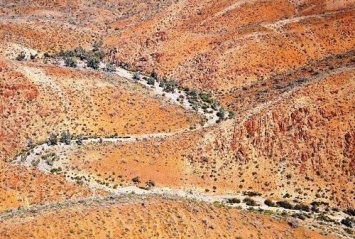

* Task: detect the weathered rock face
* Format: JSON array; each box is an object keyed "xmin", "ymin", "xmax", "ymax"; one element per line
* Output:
[{"xmin": 226, "ymin": 70, "xmax": 355, "ymax": 207}]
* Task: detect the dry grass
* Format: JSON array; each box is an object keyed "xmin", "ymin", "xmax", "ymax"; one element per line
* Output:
[{"xmin": 0, "ymin": 195, "xmax": 335, "ymax": 239}]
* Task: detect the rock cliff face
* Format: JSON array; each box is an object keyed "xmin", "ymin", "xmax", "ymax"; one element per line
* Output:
[{"xmin": 227, "ymin": 70, "xmax": 355, "ymax": 207}]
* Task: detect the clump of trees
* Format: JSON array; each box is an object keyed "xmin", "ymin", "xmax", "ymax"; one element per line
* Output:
[{"xmin": 57, "ymin": 43, "xmax": 105, "ymax": 70}]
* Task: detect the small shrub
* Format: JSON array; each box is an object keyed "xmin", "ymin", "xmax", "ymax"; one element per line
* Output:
[
  {"xmin": 146, "ymin": 180, "xmax": 155, "ymax": 188},
  {"xmin": 132, "ymin": 176, "xmax": 141, "ymax": 184},
  {"xmin": 147, "ymin": 77, "xmax": 155, "ymax": 85},
  {"xmin": 243, "ymin": 191, "xmax": 262, "ymax": 197},
  {"xmin": 47, "ymin": 133, "xmax": 58, "ymax": 146},
  {"xmin": 64, "ymin": 57, "xmax": 77, "ymax": 68},
  {"xmin": 133, "ymin": 72, "xmax": 141, "ymax": 80},
  {"xmin": 341, "ymin": 217, "xmax": 354, "ymax": 228},
  {"xmin": 76, "ymin": 135, "xmax": 83, "ymax": 145},
  {"xmin": 87, "ymin": 57, "xmax": 100, "ymax": 69},
  {"xmin": 294, "ymin": 204, "xmax": 310, "ymax": 212},
  {"xmin": 264, "ymin": 199, "xmax": 276, "ymax": 207},
  {"xmin": 276, "ymin": 200, "xmax": 293, "ymax": 209},
  {"xmin": 16, "ymin": 52, "xmax": 26, "ymax": 61},
  {"xmin": 151, "ymin": 71, "xmax": 158, "ymax": 80},
  {"xmin": 344, "ymin": 208, "xmax": 355, "ymax": 216},
  {"xmin": 243, "ymin": 197, "xmax": 258, "ymax": 206},
  {"xmin": 228, "ymin": 111, "xmax": 236, "ymax": 119},
  {"xmin": 216, "ymin": 108, "xmax": 225, "ymax": 119},
  {"xmin": 104, "ymin": 63, "xmax": 116, "ymax": 72},
  {"xmin": 227, "ymin": 198, "xmax": 241, "ymax": 204}
]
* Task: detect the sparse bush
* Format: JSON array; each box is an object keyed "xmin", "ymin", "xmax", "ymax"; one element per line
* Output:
[
  {"xmin": 76, "ymin": 134, "xmax": 83, "ymax": 145},
  {"xmin": 264, "ymin": 199, "xmax": 276, "ymax": 207},
  {"xmin": 243, "ymin": 191, "xmax": 262, "ymax": 197},
  {"xmin": 243, "ymin": 197, "xmax": 258, "ymax": 206},
  {"xmin": 47, "ymin": 133, "xmax": 58, "ymax": 146},
  {"xmin": 228, "ymin": 111, "xmax": 236, "ymax": 119},
  {"xmin": 133, "ymin": 72, "xmax": 141, "ymax": 80},
  {"xmin": 31, "ymin": 159, "xmax": 40, "ymax": 167},
  {"xmin": 87, "ymin": 57, "xmax": 100, "ymax": 69},
  {"xmin": 200, "ymin": 93, "xmax": 213, "ymax": 104},
  {"xmin": 151, "ymin": 71, "xmax": 158, "ymax": 80},
  {"xmin": 146, "ymin": 180, "xmax": 155, "ymax": 188},
  {"xmin": 147, "ymin": 77, "xmax": 155, "ymax": 85},
  {"xmin": 132, "ymin": 176, "xmax": 141, "ymax": 184},
  {"xmin": 288, "ymin": 218, "xmax": 300, "ymax": 228},
  {"xmin": 73, "ymin": 46, "xmax": 89, "ymax": 60},
  {"xmin": 227, "ymin": 198, "xmax": 241, "ymax": 204},
  {"xmin": 58, "ymin": 49, "xmax": 74, "ymax": 58},
  {"xmin": 119, "ymin": 62, "xmax": 129, "ymax": 69},
  {"xmin": 162, "ymin": 80, "xmax": 178, "ymax": 93},
  {"xmin": 187, "ymin": 90, "xmax": 198, "ymax": 100},
  {"xmin": 344, "ymin": 208, "xmax": 355, "ymax": 216},
  {"xmin": 216, "ymin": 108, "xmax": 225, "ymax": 119},
  {"xmin": 92, "ymin": 41, "xmax": 102, "ymax": 52},
  {"xmin": 50, "ymin": 167, "xmax": 62, "ymax": 174},
  {"xmin": 294, "ymin": 204, "xmax": 310, "ymax": 212},
  {"xmin": 317, "ymin": 214, "xmax": 336, "ymax": 223},
  {"xmin": 341, "ymin": 218, "xmax": 353, "ymax": 228},
  {"xmin": 27, "ymin": 138, "xmax": 34, "ymax": 148},
  {"xmin": 60, "ymin": 130, "xmax": 71, "ymax": 145},
  {"xmin": 276, "ymin": 200, "xmax": 293, "ymax": 209},
  {"xmin": 283, "ymin": 193, "xmax": 292, "ymax": 198},
  {"xmin": 16, "ymin": 52, "xmax": 26, "ymax": 61},
  {"xmin": 104, "ymin": 63, "xmax": 116, "ymax": 72},
  {"xmin": 64, "ymin": 57, "xmax": 77, "ymax": 68}
]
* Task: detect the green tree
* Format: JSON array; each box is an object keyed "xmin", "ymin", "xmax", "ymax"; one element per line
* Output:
[
  {"xmin": 87, "ymin": 57, "xmax": 100, "ymax": 69},
  {"xmin": 64, "ymin": 57, "xmax": 77, "ymax": 68}
]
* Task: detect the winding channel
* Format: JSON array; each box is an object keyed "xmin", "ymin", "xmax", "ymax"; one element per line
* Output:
[{"xmin": 5, "ymin": 61, "xmax": 351, "ymax": 225}]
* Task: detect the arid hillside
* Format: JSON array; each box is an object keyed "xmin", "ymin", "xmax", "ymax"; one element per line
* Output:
[
  {"xmin": 0, "ymin": 0, "xmax": 354, "ymax": 238},
  {"xmin": 0, "ymin": 195, "xmax": 337, "ymax": 239},
  {"xmin": 0, "ymin": 59, "xmax": 201, "ymax": 161}
]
